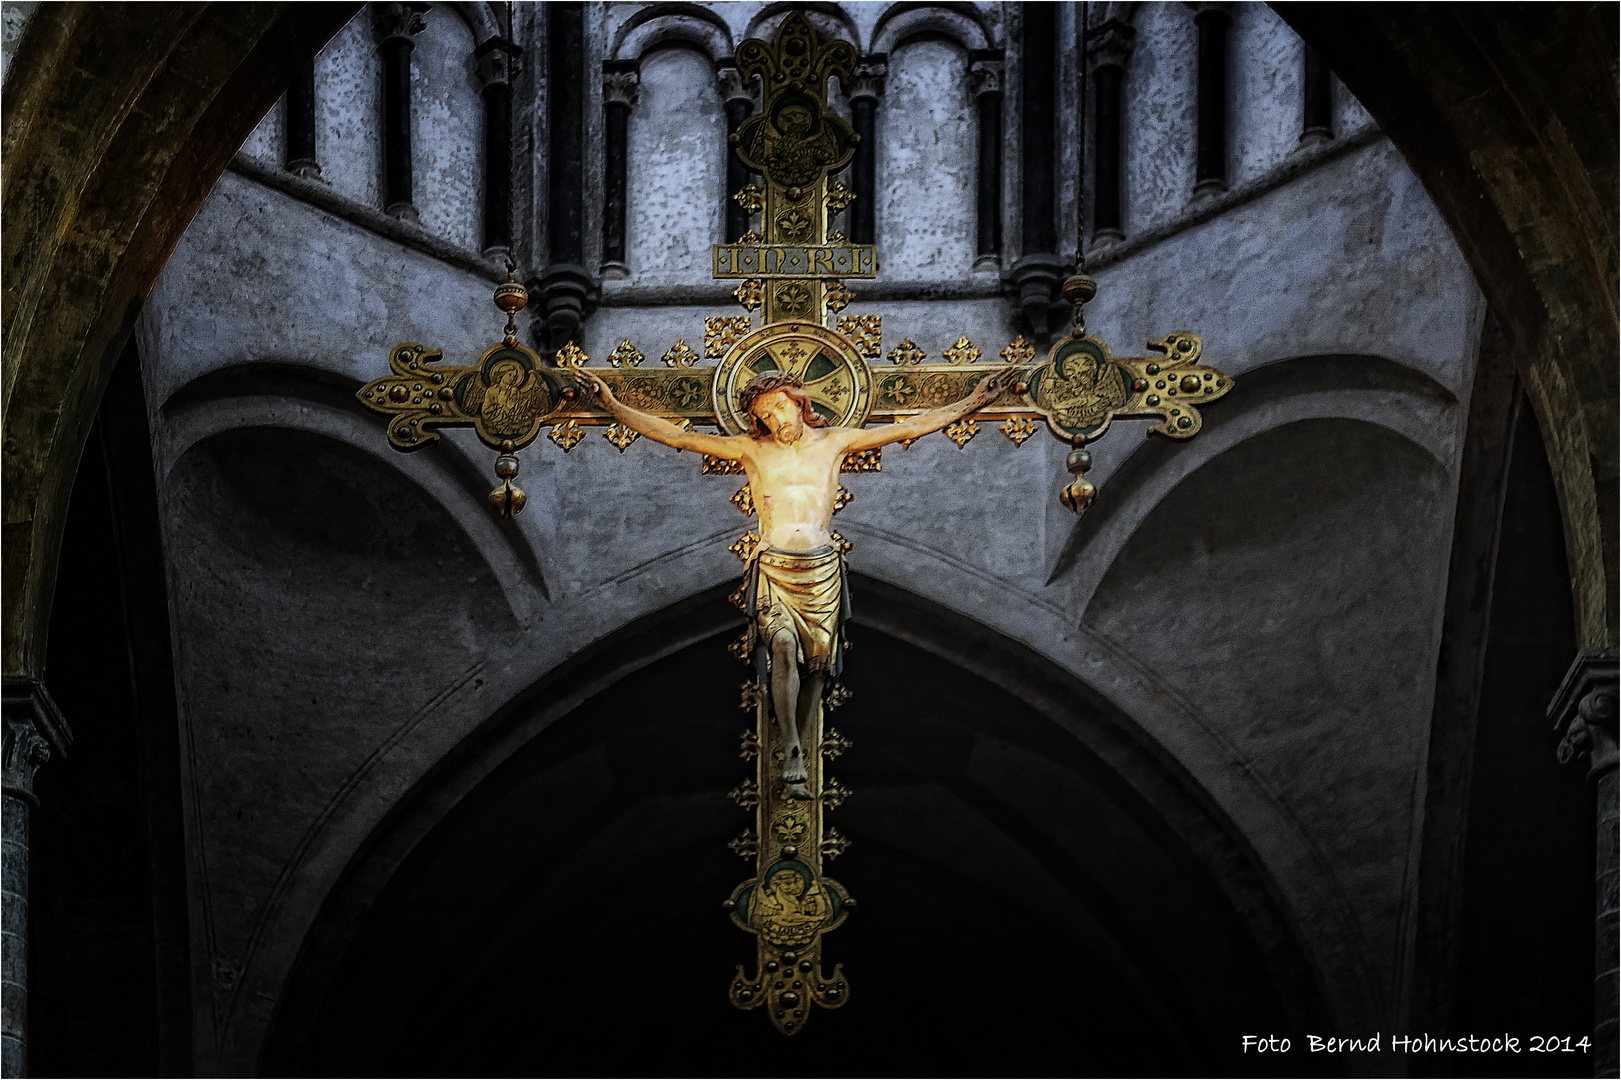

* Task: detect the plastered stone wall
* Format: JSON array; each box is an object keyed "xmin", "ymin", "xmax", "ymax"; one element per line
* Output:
[
  {"xmin": 139, "ymin": 3, "xmax": 1486, "ymax": 1071},
  {"xmin": 875, "ymin": 38, "xmax": 977, "ymax": 281},
  {"xmin": 625, "ymin": 46, "xmax": 727, "ymax": 285}
]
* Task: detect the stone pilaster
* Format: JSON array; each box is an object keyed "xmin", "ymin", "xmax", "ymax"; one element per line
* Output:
[
  {"xmin": 1549, "ymin": 650, "xmax": 1618, "ymax": 1079},
  {"xmin": 2, "ymin": 679, "xmax": 71, "ymax": 1078}
]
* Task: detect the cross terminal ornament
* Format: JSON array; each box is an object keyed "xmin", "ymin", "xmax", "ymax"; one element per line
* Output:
[{"xmin": 354, "ymin": 9, "xmax": 1232, "ymax": 1038}]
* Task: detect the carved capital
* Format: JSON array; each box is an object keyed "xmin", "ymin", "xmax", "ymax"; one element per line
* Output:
[
  {"xmin": 1087, "ymin": 18, "xmax": 1137, "ymax": 71},
  {"xmin": 715, "ymin": 60, "xmax": 761, "ymax": 110},
  {"xmin": 843, "ymin": 54, "xmax": 887, "ymax": 103},
  {"xmin": 1550, "ymin": 650, "xmax": 1619, "ymax": 779},
  {"xmin": 474, "ymin": 37, "xmax": 520, "ymax": 91},
  {"xmin": 602, "ymin": 65, "xmax": 640, "ymax": 109},
  {"xmin": 968, "ymin": 58, "xmax": 1003, "ymax": 99},
  {"xmin": 373, "ymin": 2, "xmax": 428, "ymax": 46},
  {"xmin": 2, "ymin": 679, "xmax": 71, "ymax": 806}
]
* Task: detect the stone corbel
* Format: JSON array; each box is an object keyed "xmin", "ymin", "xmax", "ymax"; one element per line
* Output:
[
  {"xmin": 531, "ymin": 265, "xmax": 599, "ymax": 354},
  {"xmin": 2, "ymin": 679, "xmax": 71, "ymax": 806},
  {"xmin": 1550, "ymin": 649, "xmax": 1619, "ymax": 780},
  {"xmin": 1006, "ymin": 254, "xmax": 1075, "ymax": 343}
]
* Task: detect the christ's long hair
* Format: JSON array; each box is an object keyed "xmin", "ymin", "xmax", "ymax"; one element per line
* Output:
[{"xmin": 739, "ymin": 371, "xmax": 827, "ymax": 437}]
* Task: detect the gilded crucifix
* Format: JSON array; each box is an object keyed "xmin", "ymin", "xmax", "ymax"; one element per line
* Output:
[{"xmin": 357, "ymin": 12, "xmax": 1231, "ymax": 1036}]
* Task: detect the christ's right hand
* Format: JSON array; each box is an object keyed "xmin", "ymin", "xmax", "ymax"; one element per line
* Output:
[{"xmin": 571, "ymin": 369, "xmax": 614, "ymax": 410}]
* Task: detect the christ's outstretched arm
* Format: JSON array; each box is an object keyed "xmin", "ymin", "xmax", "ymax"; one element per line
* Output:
[
  {"xmin": 839, "ymin": 368, "xmax": 1015, "ymax": 453},
  {"xmin": 573, "ymin": 371, "xmax": 748, "ymax": 459}
]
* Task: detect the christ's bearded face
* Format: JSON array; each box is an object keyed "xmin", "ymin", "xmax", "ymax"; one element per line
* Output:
[{"xmin": 750, "ymin": 389, "xmax": 804, "ymax": 445}]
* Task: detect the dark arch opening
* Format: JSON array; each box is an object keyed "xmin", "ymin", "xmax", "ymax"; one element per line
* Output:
[{"xmin": 274, "ymin": 581, "xmax": 1323, "ymax": 1077}]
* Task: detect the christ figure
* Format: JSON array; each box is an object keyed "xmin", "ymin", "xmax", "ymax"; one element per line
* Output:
[{"xmin": 574, "ymin": 365, "xmax": 1009, "ymax": 799}]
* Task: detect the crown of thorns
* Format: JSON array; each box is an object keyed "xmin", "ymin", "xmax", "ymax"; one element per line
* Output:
[{"xmin": 739, "ymin": 370, "xmax": 807, "ymax": 415}]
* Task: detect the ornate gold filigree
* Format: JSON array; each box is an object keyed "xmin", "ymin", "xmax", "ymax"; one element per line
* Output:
[
  {"xmin": 730, "ymin": 779, "xmax": 760, "ymax": 808},
  {"xmin": 733, "ymin": 185, "xmax": 764, "ymax": 215},
  {"xmin": 945, "ymin": 419, "xmax": 979, "ymax": 448},
  {"xmin": 555, "ymin": 341, "xmax": 589, "ymax": 367},
  {"xmin": 734, "ymin": 280, "xmax": 765, "ymax": 312},
  {"xmin": 837, "ymin": 314, "xmax": 881, "ymax": 358},
  {"xmin": 729, "ymin": 585, "xmax": 748, "ymax": 610},
  {"xmin": 829, "ymin": 530, "xmax": 851, "ymax": 555},
  {"xmin": 824, "ymin": 279, "xmax": 852, "ymax": 313},
  {"xmin": 740, "ymin": 730, "xmax": 760, "ymax": 760},
  {"xmin": 706, "ymin": 316, "xmax": 754, "ymax": 358},
  {"xmin": 944, "ymin": 337, "xmax": 981, "ymax": 365},
  {"xmin": 1000, "ymin": 416, "xmax": 1039, "ymax": 447},
  {"xmin": 822, "ymin": 729, "xmax": 852, "ymax": 759},
  {"xmin": 822, "ymin": 777, "xmax": 852, "ymax": 809},
  {"xmin": 888, "ymin": 338, "xmax": 926, "ymax": 366},
  {"xmin": 661, "ymin": 339, "xmax": 701, "ymax": 367},
  {"xmin": 548, "ymin": 420, "xmax": 585, "ymax": 451},
  {"xmin": 730, "ymin": 532, "xmax": 762, "ymax": 561},
  {"xmin": 732, "ymin": 484, "xmax": 756, "ymax": 516},
  {"xmin": 604, "ymin": 423, "xmax": 640, "ymax": 452},
  {"xmin": 703, "ymin": 455, "xmax": 746, "ymax": 475},
  {"xmin": 728, "ymin": 830, "xmax": 759, "ymax": 858},
  {"xmin": 826, "ymin": 230, "xmax": 848, "ymax": 244},
  {"xmin": 841, "ymin": 449, "xmax": 881, "ymax": 473},
  {"xmin": 825, "ymin": 682, "xmax": 852, "ymax": 710},
  {"xmin": 740, "ymin": 680, "xmax": 764, "ymax": 709},
  {"xmin": 729, "ymin": 631, "xmax": 752, "ymax": 661},
  {"xmin": 831, "ymin": 486, "xmax": 853, "ymax": 514},
  {"xmin": 825, "ymin": 178, "xmax": 855, "ymax": 213},
  {"xmin": 820, "ymin": 828, "xmax": 850, "ymax": 860},
  {"xmin": 1001, "ymin": 335, "xmax": 1036, "ymax": 364},
  {"xmin": 607, "ymin": 339, "xmax": 645, "ymax": 367}
]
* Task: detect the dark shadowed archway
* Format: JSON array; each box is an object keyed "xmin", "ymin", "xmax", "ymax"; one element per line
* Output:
[{"xmin": 266, "ymin": 581, "xmax": 1325, "ymax": 1078}]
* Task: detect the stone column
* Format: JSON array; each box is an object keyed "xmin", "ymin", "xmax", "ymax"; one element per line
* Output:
[
  {"xmin": 716, "ymin": 59, "xmax": 759, "ymax": 243},
  {"xmin": 534, "ymin": 1, "xmax": 596, "ymax": 352},
  {"xmin": 1549, "ymin": 650, "xmax": 1618, "ymax": 1079},
  {"xmin": 1301, "ymin": 42, "xmax": 1334, "ymax": 146},
  {"xmin": 1087, "ymin": 18, "xmax": 1136, "ymax": 242},
  {"xmin": 599, "ymin": 59, "xmax": 639, "ymax": 278},
  {"xmin": 475, "ymin": 36, "xmax": 521, "ymax": 256},
  {"xmin": 284, "ymin": 59, "xmax": 321, "ymax": 180},
  {"xmin": 967, "ymin": 50, "xmax": 1004, "ymax": 270},
  {"xmin": 374, "ymin": 2, "xmax": 427, "ymax": 221},
  {"xmin": 2, "ymin": 679, "xmax": 71, "ymax": 1078},
  {"xmin": 1188, "ymin": 2, "xmax": 1230, "ymax": 198},
  {"xmin": 1007, "ymin": 2, "xmax": 1070, "ymax": 341},
  {"xmin": 843, "ymin": 55, "xmax": 886, "ymax": 245}
]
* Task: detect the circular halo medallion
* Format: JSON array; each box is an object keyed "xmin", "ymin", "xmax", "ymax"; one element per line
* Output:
[{"xmin": 712, "ymin": 321, "xmax": 874, "ymax": 435}]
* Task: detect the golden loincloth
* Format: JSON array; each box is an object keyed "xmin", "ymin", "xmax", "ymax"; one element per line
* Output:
[{"xmin": 746, "ymin": 546, "xmax": 848, "ymax": 678}]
